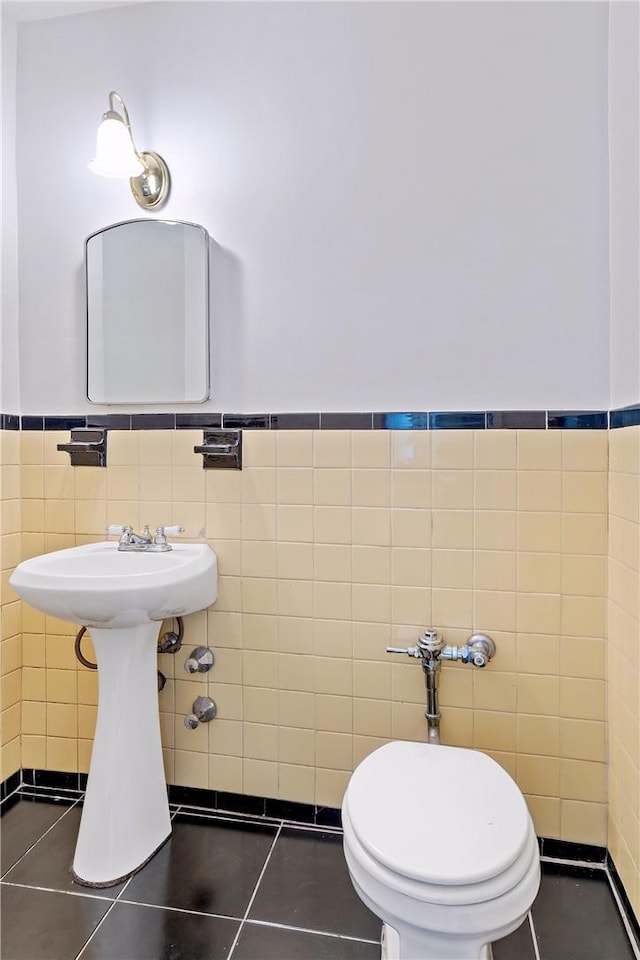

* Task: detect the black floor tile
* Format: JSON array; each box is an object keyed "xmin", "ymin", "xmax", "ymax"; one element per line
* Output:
[
  {"xmin": 79, "ymin": 901, "xmax": 239, "ymax": 960},
  {"xmin": 232, "ymin": 922, "xmax": 380, "ymax": 960},
  {"xmin": 0, "ymin": 883, "xmax": 109, "ymax": 960},
  {"xmin": 3, "ymin": 805, "xmax": 125, "ymax": 898},
  {"xmin": 248, "ymin": 827, "xmax": 381, "ymax": 941},
  {"xmin": 492, "ymin": 915, "xmax": 536, "ymax": 960},
  {"xmin": 124, "ymin": 812, "xmax": 277, "ymax": 918},
  {"xmin": 1, "ymin": 794, "xmax": 75, "ymax": 876},
  {"xmin": 533, "ymin": 863, "xmax": 636, "ymax": 960}
]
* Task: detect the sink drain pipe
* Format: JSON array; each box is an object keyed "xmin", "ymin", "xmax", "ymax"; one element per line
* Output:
[
  {"xmin": 74, "ymin": 625, "xmax": 169, "ymax": 691},
  {"xmin": 75, "ymin": 626, "xmax": 97, "ymax": 670}
]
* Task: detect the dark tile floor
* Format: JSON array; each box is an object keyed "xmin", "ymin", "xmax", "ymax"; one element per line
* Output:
[{"xmin": 1, "ymin": 787, "xmax": 638, "ymax": 960}]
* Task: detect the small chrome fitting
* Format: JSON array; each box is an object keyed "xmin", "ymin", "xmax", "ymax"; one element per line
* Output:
[
  {"xmin": 184, "ymin": 696, "xmax": 217, "ymax": 729},
  {"xmin": 184, "ymin": 646, "xmax": 215, "ymax": 674}
]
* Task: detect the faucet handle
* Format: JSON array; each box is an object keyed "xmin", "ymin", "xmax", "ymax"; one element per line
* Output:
[
  {"xmin": 386, "ymin": 645, "xmax": 423, "ymax": 658},
  {"xmin": 106, "ymin": 524, "xmax": 127, "ymax": 535},
  {"xmin": 153, "ymin": 525, "xmax": 185, "ymax": 549}
]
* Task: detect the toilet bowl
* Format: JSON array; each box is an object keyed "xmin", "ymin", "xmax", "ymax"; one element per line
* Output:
[{"xmin": 342, "ymin": 741, "xmax": 540, "ymax": 960}]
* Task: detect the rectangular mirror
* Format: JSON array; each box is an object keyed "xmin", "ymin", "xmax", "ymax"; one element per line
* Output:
[{"xmin": 86, "ymin": 219, "xmax": 210, "ymax": 403}]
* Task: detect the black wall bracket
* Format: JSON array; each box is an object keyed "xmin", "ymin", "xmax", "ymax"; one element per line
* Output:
[
  {"xmin": 194, "ymin": 430, "xmax": 242, "ymax": 470},
  {"xmin": 57, "ymin": 428, "xmax": 107, "ymax": 467}
]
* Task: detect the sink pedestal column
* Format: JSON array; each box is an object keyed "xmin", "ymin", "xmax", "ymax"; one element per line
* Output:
[{"xmin": 72, "ymin": 623, "xmax": 171, "ymax": 886}]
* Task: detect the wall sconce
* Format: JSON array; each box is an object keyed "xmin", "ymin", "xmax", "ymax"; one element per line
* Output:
[{"xmin": 89, "ymin": 90, "xmax": 170, "ymax": 210}]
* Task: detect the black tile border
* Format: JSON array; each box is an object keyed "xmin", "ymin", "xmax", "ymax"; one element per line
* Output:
[
  {"xmin": 176, "ymin": 412, "xmax": 223, "ymax": 429},
  {"xmin": 21, "ymin": 769, "xmax": 84, "ymax": 792},
  {"xmin": 319, "ymin": 412, "xmax": 373, "ymax": 430},
  {"xmin": 86, "ymin": 414, "xmax": 133, "ymax": 429},
  {"xmin": 270, "ymin": 413, "xmax": 321, "ymax": 430},
  {"xmin": 0, "ymin": 770, "xmax": 20, "ymax": 801},
  {"xmin": 548, "ymin": 411, "xmax": 609, "ymax": 430},
  {"xmin": 1, "ymin": 413, "xmax": 19, "ymax": 430},
  {"xmin": 44, "ymin": 416, "xmax": 87, "ymax": 430},
  {"xmin": 3, "ymin": 407, "xmax": 630, "ymax": 432},
  {"xmin": 2, "ymin": 773, "xmax": 342, "ymax": 829},
  {"xmin": 168, "ymin": 784, "xmax": 341, "ymax": 827},
  {"xmin": 373, "ymin": 412, "xmax": 428, "ymax": 429},
  {"xmin": 608, "ymin": 852, "xmax": 640, "ymax": 949},
  {"xmin": 610, "ymin": 404, "xmax": 640, "ymax": 429},
  {"xmin": 131, "ymin": 413, "xmax": 176, "ymax": 430},
  {"xmin": 20, "ymin": 415, "xmax": 44, "ymax": 431},
  {"xmin": 223, "ymin": 414, "xmax": 271, "ymax": 430},
  {"xmin": 429, "ymin": 411, "xmax": 487, "ymax": 430},
  {"xmin": 487, "ymin": 410, "xmax": 547, "ymax": 429},
  {"xmin": 540, "ymin": 837, "xmax": 606, "ymax": 863}
]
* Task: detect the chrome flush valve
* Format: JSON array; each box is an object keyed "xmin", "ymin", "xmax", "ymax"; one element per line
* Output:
[
  {"xmin": 440, "ymin": 633, "xmax": 496, "ymax": 668},
  {"xmin": 385, "ymin": 629, "xmax": 496, "ymax": 746},
  {"xmin": 387, "ymin": 630, "xmax": 495, "ymax": 668},
  {"xmin": 469, "ymin": 634, "xmax": 496, "ymax": 668},
  {"xmin": 387, "ymin": 629, "xmax": 444, "ymax": 661}
]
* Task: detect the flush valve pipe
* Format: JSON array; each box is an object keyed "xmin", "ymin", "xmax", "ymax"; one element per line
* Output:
[{"xmin": 386, "ymin": 630, "xmax": 496, "ymax": 745}]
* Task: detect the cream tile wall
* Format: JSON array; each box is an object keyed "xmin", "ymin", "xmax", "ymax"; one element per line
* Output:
[
  {"xmin": 11, "ymin": 427, "xmax": 610, "ymax": 846},
  {"xmin": 0, "ymin": 430, "xmax": 22, "ymax": 780},
  {"xmin": 607, "ymin": 426, "xmax": 640, "ymax": 918}
]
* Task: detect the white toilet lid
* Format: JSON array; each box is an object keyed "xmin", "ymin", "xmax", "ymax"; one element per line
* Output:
[{"xmin": 344, "ymin": 741, "xmax": 531, "ymax": 887}]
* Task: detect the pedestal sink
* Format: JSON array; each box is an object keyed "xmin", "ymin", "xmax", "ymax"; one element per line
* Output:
[{"xmin": 10, "ymin": 541, "xmax": 217, "ymax": 886}]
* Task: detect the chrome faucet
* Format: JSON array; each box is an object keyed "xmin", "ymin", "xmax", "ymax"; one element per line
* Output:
[{"xmin": 107, "ymin": 525, "xmax": 184, "ymax": 552}]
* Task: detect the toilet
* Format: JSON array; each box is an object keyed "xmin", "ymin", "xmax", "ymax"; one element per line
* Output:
[{"xmin": 342, "ymin": 741, "xmax": 540, "ymax": 960}]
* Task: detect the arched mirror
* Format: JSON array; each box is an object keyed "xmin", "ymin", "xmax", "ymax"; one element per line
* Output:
[{"xmin": 86, "ymin": 219, "xmax": 210, "ymax": 403}]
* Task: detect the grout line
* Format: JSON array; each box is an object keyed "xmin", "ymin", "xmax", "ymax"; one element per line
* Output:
[
  {"xmin": 226, "ymin": 821, "xmax": 283, "ymax": 960},
  {"xmin": 176, "ymin": 804, "xmax": 282, "ymax": 828},
  {"xmin": 16, "ymin": 787, "xmax": 84, "ymax": 800},
  {"xmin": 241, "ymin": 917, "xmax": 380, "ymax": 945},
  {"xmin": 175, "ymin": 805, "xmax": 342, "ymax": 835},
  {"xmin": 1, "ymin": 783, "xmax": 23, "ymax": 805},
  {"xmin": 279, "ymin": 820, "xmax": 342, "ymax": 836},
  {"xmin": 1, "ymin": 880, "xmax": 115, "ymax": 903},
  {"xmin": 0, "ymin": 799, "xmax": 80, "ymax": 881},
  {"xmin": 528, "ymin": 910, "xmax": 541, "ymax": 960},
  {"xmin": 73, "ymin": 892, "xmax": 120, "ymax": 959},
  {"xmin": 539, "ymin": 855, "xmax": 606, "ymax": 870},
  {"xmin": 116, "ymin": 898, "xmax": 244, "ymax": 921},
  {"xmin": 112, "ymin": 804, "xmax": 181, "ymax": 901},
  {"xmin": 605, "ymin": 864, "xmax": 640, "ymax": 960}
]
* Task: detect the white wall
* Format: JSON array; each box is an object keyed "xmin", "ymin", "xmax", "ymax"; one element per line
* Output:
[
  {"xmin": 608, "ymin": 0, "xmax": 640, "ymax": 410},
  {"xmin": 13, "ymin": 1, "xmax": 610, "ymax": 414},
  {"xmin": 1, "ymin": 11, "xmax": 20, "ymax": 413}
]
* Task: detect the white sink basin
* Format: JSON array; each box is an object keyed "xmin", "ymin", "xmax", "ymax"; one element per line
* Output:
[
  {"xmin": 9, "ymin": 540, "xmax": 217, "ymax": 628},
  {"xmin": 9, "ymin": 539, "xmax": 217, "ymax": 887}
]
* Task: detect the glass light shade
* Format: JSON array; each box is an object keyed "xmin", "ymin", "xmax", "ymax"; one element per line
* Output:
[{"xmin": 88, "ymin": 116, "xmax": 145, "ymax": 179}]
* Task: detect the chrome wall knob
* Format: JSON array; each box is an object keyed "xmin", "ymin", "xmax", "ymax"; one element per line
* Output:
[
  {"xmin": 184, "ymin": 646, "xmax": 215, "ymax": 674},
  {"xmin": 184, "ymin": 696, "xmax": 217, "ymax": 729}
]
